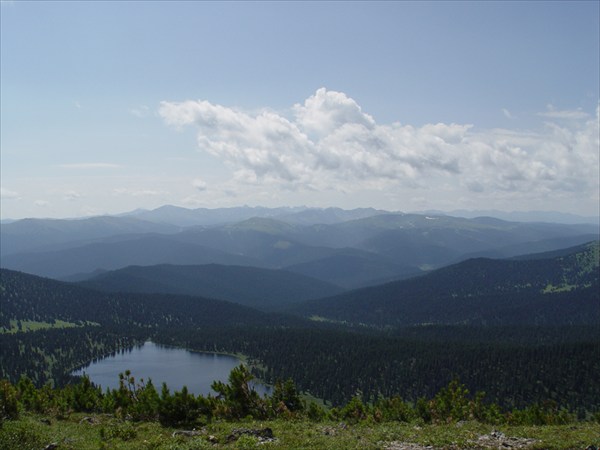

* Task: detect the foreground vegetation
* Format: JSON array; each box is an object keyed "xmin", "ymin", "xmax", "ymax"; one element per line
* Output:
[
  {"xmin": 1, "ymin": 366, "xmax": 599, "ymax": 449},
  {"xmin": 2, "ymin": 413, "xmax": 599, "ymax": 449}
]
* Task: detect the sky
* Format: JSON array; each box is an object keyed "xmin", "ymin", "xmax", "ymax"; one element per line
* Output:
[{"xmin": 1, "ymin": 1, "xmax": 599, "ymax": 220}]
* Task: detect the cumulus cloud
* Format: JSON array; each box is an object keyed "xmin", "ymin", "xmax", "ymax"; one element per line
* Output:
[
  {"xmin": 0, "ymin": 187, "xmax": 19, "ymax": 200},
  {"xmin": 159, "ymin": 89, "xmax": 599, "ymax": 210},
  {"xmin": 192, "ymin": 178, "xmax": 207, "ymax": 191},
  {"xmin": 293, "ymin": 87, "xmax": 375, "ymax": 138}
]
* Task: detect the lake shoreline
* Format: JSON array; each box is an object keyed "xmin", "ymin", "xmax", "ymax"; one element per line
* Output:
[{"xmin": 71, "ymin": 340, "xmax": 271, "ymax": 396}]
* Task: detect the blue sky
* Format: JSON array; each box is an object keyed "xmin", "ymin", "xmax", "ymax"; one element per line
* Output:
[{"xmin": 1, "ymin": 1, "xmax": 598, "ymax": 219}]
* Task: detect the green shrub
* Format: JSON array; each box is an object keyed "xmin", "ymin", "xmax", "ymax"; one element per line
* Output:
[
  {"xmin": 158, "ymin": 384, "xmax": 201, "ymax": 427},
  {"xmin": 375, "ymin": 396, "xmax": 415, "ymax": 422},
  {"xmin": 508, "ymin": 401, "xmax": 575, "ymax": 426},
  {"xmin": 306, "ymin": 401, "xmax": 326, "ymax": 422},
  {"xmin": 339, "ymin": 395, "xmax": 368, "ymax": 422},
  {"xmin": 416, "ymin": 397, "xmax": 432, "ymax": 423},
  {"xmin": 211, "ymin": 365, "xmax": 267, "ymax": 419},
  {"xmin": 0, "ymin": 380, "xmax": 19, "ymax": 422},
  {"xmin": 100, "ymin": 421, "xmax": 137, "ymax": 441},
  {"xmin": 0, "ymin": 421, "xmax": 46, "ymax": 449},
  {"xmin": 271, "ymin": 379, "xmax": 303, "ymax": 416},
  {"xmin": 69, "ymin": 375, "xmax": 102, "ymax": 412},
  {"xmin": 430, "ymin": 379, "xmax": 472, "ymax": 422}
]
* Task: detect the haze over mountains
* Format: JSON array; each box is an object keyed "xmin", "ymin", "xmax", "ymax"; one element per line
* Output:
[
  {"xmin": 1, "ymin": 240, "xmax": 597, "ymax": 330},
  {"xmin": 78, "ymin": 264, "xmax": 343, "ymax": 312},
  {"xmin": 1, "ymin": 205, "xmax": 598, "ymax": 289},
  {"xmin": 1, "ymin": 205, "xmax": 599, "ymax": 412}
]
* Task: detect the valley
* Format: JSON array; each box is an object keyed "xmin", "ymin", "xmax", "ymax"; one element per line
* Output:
[{"xmin": 1, "ymin": 206, "xmax": 599, "ymax": 448}]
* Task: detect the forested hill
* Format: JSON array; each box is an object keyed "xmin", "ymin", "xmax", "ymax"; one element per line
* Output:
[
  {"xmin": 0, "ymin": 269, "xmax": 297, "ymax": 330},
  {"xmin": 291, "ymin": 241, "xmax": 600, "ymax": 327},
  {"xmin": 77, "ymin": 263, "xmax": 344, "ymax": 311}
]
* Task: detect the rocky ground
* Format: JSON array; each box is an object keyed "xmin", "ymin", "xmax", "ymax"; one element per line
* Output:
[{"xmin": 385, "ymin": 430, "xmax": 538, "ymax": 449}]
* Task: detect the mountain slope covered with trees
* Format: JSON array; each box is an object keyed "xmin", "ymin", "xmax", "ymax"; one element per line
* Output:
[
  {"xmin": 290, "ymin": 241, "xmax": 600, "ymax": 326},
  {"xmin": 78, "ymin": 263, "xmax": 344, "ymax": 311}
]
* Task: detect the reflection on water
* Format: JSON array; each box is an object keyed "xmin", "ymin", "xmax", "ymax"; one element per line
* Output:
[{"xmin": 72, "ymin": 341, "xmax": 270, "ymax": 396}]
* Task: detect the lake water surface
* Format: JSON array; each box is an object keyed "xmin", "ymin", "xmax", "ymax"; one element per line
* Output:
[{"xmin": 72, "ymin": 341, "xmax": 269, "ymax": 396}]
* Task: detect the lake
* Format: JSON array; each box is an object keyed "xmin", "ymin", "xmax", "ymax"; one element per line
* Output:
[{"xmin": 72, "ymin": 341, "xmax": 270, "ymax": 397}]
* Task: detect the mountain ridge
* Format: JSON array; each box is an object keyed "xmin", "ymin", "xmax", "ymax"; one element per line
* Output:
[
  {"xmin": 77, "ymin": 263, "xmax": 345, "ymax": 311},
  {"xmin": 290, "ymin": 241, "xmax": 600, "ymax": 327},
  {"xmin": 2, "ymin": 208, "xmax": 597, "ymax": 286},
  {"xmin": 0, "ymin": 268, "xmax": 301, "ymax": 330}
]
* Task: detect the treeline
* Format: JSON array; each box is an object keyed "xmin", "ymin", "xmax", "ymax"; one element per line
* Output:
[
  {"xmin": 2, "ymin": 323, "xmax": 598, "ymax": 416},
  {"xmin": 152, "ymin": 325, "xmax": 600, "ymax": 414},
  {"xmin": 2, "ymin": 366, "xmax": 594, "ymax": 429}
]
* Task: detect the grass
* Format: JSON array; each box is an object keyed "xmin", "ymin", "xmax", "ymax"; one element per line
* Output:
[
  {"xmin": 0, "ymin": 319, "xmax": 85, "ymax": 334},
  {"xmin": 1, "ymin": 413, "xmax": 598, "ymax": 449}
]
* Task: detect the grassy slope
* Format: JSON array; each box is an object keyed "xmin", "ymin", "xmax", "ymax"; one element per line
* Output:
[{"xmin": 1, "ymin": 413, "xmax": 598, "ymax": 449}]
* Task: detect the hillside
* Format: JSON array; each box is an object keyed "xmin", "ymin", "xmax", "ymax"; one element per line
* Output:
[
  {"xmin": 0, "ymin": 269, "xmax": 287, "ymax": 330},
  {"xmin": 284, "ymin": 249, "xmax": 421, "ymax": 289},
  {"xmin": 290, "ymin": 241, "xmax": 600, "ymax": 327},
  {"xmin": 0, "ymin": 236, "xmax": 264, "ymax": 280},
  {"xmin": 78, "ymin": 263, "xmax": 345, "ymax": 311},
  {"xmin": 2, "ymin": 253, "xmax": 599, "ymax": 412},
  {"xmin": 0, "ymin": 268, "xmax": 302, "ymax": 388},
  {"xmin": 0, "ymin": 216, "xmax": 180, "ymax": 257}
]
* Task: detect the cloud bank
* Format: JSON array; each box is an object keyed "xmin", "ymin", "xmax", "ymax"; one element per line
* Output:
[{"xmin": 159, "ymin": 88, "xmax": 599, "ymax": 212}]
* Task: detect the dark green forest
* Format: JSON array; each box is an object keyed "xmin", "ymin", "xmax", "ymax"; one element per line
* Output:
[
  {"xmin": 151, "ymin": 325, "xmax": 600, "ymax": 413},
  {"xmin": 0, "ymin": 327, "xmax": 146, "ymax": 387},
  {"xmin": 1, "ymin": 241, "xmax": 599, "ymax": 423},
  {"xmin": 290, "ymin": 241, "xmax": 600, "ymax": 326}
]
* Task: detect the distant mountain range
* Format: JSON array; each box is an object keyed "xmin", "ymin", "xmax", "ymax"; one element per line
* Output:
[
  {"xmin": 0, "ymin": 215, "xmax": 180, "ymax": 257},
  {"xmin": 4, "ymin": 205, "xmax": 597, "ymax": 227},
  {"xmin": 1, "ymin": 206, "xmax": 597, "ymax": 287},
  {"xmin": 414, "ymin": 209, "xmax": 600, "ymax": 225},
  {"xmin": 122, "ymin": 205, "xmax": 390, "ymax": 228}
]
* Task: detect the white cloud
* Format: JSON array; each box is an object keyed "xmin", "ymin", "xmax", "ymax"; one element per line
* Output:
[
  {"xmin": 63, "ymin": 190, "xmax": 82, "ymax": 201},
  {"xmin": 537, "ymin": 104, "xmax": 589, "ymax": 120},
  {"xmin": 0, "ymin": 187, "xmax": 19, "ymax": 199},
  {"xmin": 34, "ymin": 200, "xmax": 50, "ymax": 207},
  {"xmin": 293, "ymin": 87, "xmax": 375, "ymax": 138},
  {"xmin": 502, "ymin": 108, "xmax": 514, "ymax": 119},
  {"xmin": 159, "ymin": 89, "xmax": 599, "ymax": 212},
  {"xmin": 192, "ymin": 178, "xmax": 207, "ymax": 191}
]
